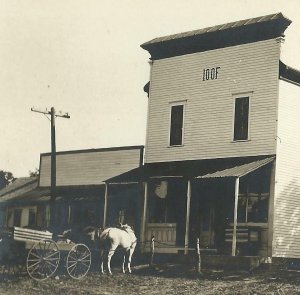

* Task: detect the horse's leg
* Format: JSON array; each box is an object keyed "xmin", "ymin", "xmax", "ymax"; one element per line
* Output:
[
  {"xmin": 127, "ymin": 247, "xmax": 135, "ymax": 274},
  {"xmin": 107, "ymin": 246, "xmax": 116, "ymax": 275},
  {"xmin": 122, "ymin": 252, "xmax": 126, "ymax": 274},
  {"xmin": 100, "ymin": 250, "xmax": 105, "ymax": 274}
]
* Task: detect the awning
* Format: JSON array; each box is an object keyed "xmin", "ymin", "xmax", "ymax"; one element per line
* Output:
[
  {"xmin": 105, "ymin": 155, "xmax": 275, "ymax": 184},
  {"xmin": 0, "ymin": 187, "xmax": 51, "ymax": 204},
  {"xmin": 196, "ymin": 157, "xmax": 274, "ymax": 179},
  {"xmin": 0, "ymin": 185, "xmax": 105, "ymax": 205}
]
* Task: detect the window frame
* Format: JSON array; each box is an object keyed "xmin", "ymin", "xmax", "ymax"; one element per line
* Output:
[
  {"xmin": 232, "ymin": 92, "xmax": 252, "ymax": 142},
  {"xmin": 12, "ymin": 206, "xmax": 37, "ymax": 227},
  {"xmin": 28, "ymin": 208, "xmax": 37, "ymax": 227},
  {"xmin": 13, "ymin": 208, "xmax": 22, "ymax": 227},
  {"xmin": 168, "ymin": 101, "xmax": 186, "ymax": 147}
]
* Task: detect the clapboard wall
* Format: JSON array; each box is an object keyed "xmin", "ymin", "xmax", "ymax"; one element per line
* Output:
[
  {"xmin": 145, "ymin": 39, "xmax": 281, "ymax": 163},
  {"xmin": 273, "ymin": 80, "xmax": 300, "ymax": 258},
  {"xmin": 39, "ymin": 146, "xmax": 144, "ymax": 187}
]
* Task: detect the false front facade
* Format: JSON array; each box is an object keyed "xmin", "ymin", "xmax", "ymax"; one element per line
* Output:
[{"xmin": 137, "ymin": 13, "xmax": 300, "ymax": 260}]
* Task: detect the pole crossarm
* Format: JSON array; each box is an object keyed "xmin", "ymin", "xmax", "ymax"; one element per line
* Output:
[
  {"xmin": 31, "ymin": 107, "xmax": 70, "ymax": 118},
  {"xmin": 56, "ymin": 111, "xmax": 70, "ymax": 119}
]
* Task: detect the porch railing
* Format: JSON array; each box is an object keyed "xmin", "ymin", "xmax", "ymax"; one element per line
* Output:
[{"xmin": 145, "ymin": 223, "xmax": 177, "ymax": 253}]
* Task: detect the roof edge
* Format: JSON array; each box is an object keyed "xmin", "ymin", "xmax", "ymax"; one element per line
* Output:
[
  {"xmin": 141, "ymin": 13, "xmax": 291, "ymax": 48},
  {"xmin": 141, "ymin": 13, "xmax": 292, "ymax": 60},
  {"xmin": 40, "ymin": 145, "xmax": 144, "ymax": 157},
  {"xmin": 0, "ymin": 178, "xmax": 38, "ymax": 197},
  {"xmin": 279, "ymin": 60, "xmax": 300, "ymax": 86}
]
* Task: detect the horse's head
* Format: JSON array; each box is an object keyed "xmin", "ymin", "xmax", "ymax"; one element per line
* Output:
[
  {"xmin": 83, "ymin": 226, "xmax": 103, "ymax": 241},
  {"xmin": 82, "ymin": 226, "xmax": 102, "ymax": 241},
  {"xmin": 95, "ymin": 227, "xmax": 104, "ymax": 240}
]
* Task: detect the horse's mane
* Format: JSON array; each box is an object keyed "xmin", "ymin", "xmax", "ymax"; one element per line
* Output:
[{"xmin": 117, "ymin": 224, "xmax": 134, "ymax": 234}]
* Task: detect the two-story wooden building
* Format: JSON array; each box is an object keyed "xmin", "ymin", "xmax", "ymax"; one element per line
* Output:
[{"xmin": 108, "ymin": 13, "xmax": 300, "ymax": 263}]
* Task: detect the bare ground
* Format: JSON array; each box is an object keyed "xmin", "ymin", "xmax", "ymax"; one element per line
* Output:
[{"xmin": 0, "ymin": 264, "xmax": 299, "ymax": 295}]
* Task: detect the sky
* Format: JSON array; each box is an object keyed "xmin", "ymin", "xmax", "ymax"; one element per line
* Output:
[{"xmin": 1, "ymin": 0, "xmax": 300, "ymax": 177}]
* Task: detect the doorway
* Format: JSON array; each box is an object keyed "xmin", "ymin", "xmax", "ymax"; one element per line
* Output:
[
  {"xmin": 190, "ymin": 179, "xmax": 229, "ymax": 249},
  {"xmin": 199, "ymin": 201, "xmax": 215, "ymax": 247},
  {"xmin": 190, "ymin": 191, "xmax": 216, "ymax": 248}
]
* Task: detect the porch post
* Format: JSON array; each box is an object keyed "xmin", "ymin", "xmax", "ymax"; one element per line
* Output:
[
  {"xmin": 141, "ymin": 181, "xmax": 148, "ymax": 252},
  {"xmin": 184, "ymin": 179, "xmax": 191, "ymax": 255},
  {"xmin": 5, "ymin": 206, "xmax": 9, "ymax": 227},
  {"xmin": 267, "ymin": 161, "xmax": 276, "ymax": 257},
  {"xmin": 232, "ymin": 177, "xmax": 240, "ymax": 256},
  {"xmin": 103, "ymin": 183, "xmax": 108, "ymax": 228},
  {"xmin": 67, "ymin": 205, "xmax": 71, "ymax": 226}
]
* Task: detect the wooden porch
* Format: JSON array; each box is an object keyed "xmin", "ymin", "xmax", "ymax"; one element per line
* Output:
[{"xmin": 137, "ymin": 157, "xmax": 274, "ymax": 257}]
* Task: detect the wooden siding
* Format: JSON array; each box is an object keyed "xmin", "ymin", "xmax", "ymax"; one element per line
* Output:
[
  {"xmin": 39, "ymin": 147, "xmax": 143, "ymax": 187},
  {"xmin": 145, "ymin": 39, "xmax": 281, "ymax": 163},
  {"xmin": 273, "ymin": 80, "xmax": 300, "ymax": 258}
]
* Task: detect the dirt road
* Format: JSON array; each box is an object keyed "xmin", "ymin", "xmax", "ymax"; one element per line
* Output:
[{"xmin": 0, "ymin": 264, "xmax": 299, "ymax": 295}]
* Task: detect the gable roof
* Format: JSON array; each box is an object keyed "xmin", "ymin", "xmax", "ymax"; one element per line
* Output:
[{"xmin": 141, "ymin": 13, "xmax": 291, "ymax": 60}]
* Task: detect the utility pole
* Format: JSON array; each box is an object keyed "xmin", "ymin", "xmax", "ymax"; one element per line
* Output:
[{"xmin": 31, "ymin": 107, "xmax": 70, "ymax": 231}]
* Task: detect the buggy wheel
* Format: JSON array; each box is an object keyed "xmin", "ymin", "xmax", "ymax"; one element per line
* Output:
[
  {"xmin": 67, "ymin": 243, "xmax": 91, "ymax": 279},
  {"xmin": 26, "ymin": 239, "xmax": 60, "ymax": 281}
]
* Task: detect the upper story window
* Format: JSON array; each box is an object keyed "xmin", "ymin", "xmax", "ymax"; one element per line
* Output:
[
  {"xmin": 233, "ymin": 95, "xmax": 250, "ymax": 141},
  {"xmin": 169, "ymin": 102, "xmax": 185, "ymax": 146}
]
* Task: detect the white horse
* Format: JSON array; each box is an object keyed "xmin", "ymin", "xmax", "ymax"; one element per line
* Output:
[{"xmin": 99, "ymin": 224, "xmax": 137, "ymax": 275}]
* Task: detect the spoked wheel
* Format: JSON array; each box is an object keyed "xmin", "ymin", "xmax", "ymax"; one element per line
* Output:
[
  {"xmin": 67, "ymin": 243, "xmax": 91, "ymax": 279},
  {"xmin": 26, "ymin": 239, "xmax": 60, "ymax": 281}
]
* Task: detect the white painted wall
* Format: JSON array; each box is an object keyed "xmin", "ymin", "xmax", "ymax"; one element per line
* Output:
[
  {"xmin": 145, "ymin": 39, "xmax": 281, "ymax": 163},
  {"xmin": 273, "ymin": 80, "xmax": 300, "ymax": 258}
]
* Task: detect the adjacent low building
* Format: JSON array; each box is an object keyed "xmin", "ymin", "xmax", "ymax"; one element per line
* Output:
[
  {"xmin": 0, "ymin": 177, "xmax": 39, "ymax": 228},
  {"xmin": 0, "ymin": 146, "xmax": 144, "ymax": 235}
]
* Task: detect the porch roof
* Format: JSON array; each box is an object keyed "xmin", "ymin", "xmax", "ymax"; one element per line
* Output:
[
  {"xmin": 0, "ymin": 187, "xmax": 51, "ymax": 204},
  {"xmin": 196, "ymin": 156, "xmax": 274, "ymax": 179},
  {"xmin": 0, "ymin": 185, "xmax": 105, "ymax": 205},
  {"xmin": 105, "ymin": 155, "xmax": 275, "ymax": 184}
]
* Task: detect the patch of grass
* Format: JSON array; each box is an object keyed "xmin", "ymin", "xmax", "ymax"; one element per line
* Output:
[{"xmin": 0, "ymin": 264, "xmax": 299, "ymax": 294}]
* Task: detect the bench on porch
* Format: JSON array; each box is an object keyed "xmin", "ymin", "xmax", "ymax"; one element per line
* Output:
[
  {"xmin": 145, "ymin": 223, "xmax": 177, "ymax": 253},
  {"xmin": 225, "ymin": 226, "xmax": 260, "ymax": 243},
  {"xmin": 225, "ymin": 226, "xmax": 261, "ymax": 255}
]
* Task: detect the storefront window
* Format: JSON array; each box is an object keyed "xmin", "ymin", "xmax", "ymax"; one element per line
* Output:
[
  {"xmin": 149, "ymin": 180, "xmax": 187, "ymax": 224},
  {"xmin": 238, "ymin": 194, "xmax": 269, "ymax": 222},
  {"xmin": 237, "ymin": 168, "xmax": 270, "ymax": 223}
]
